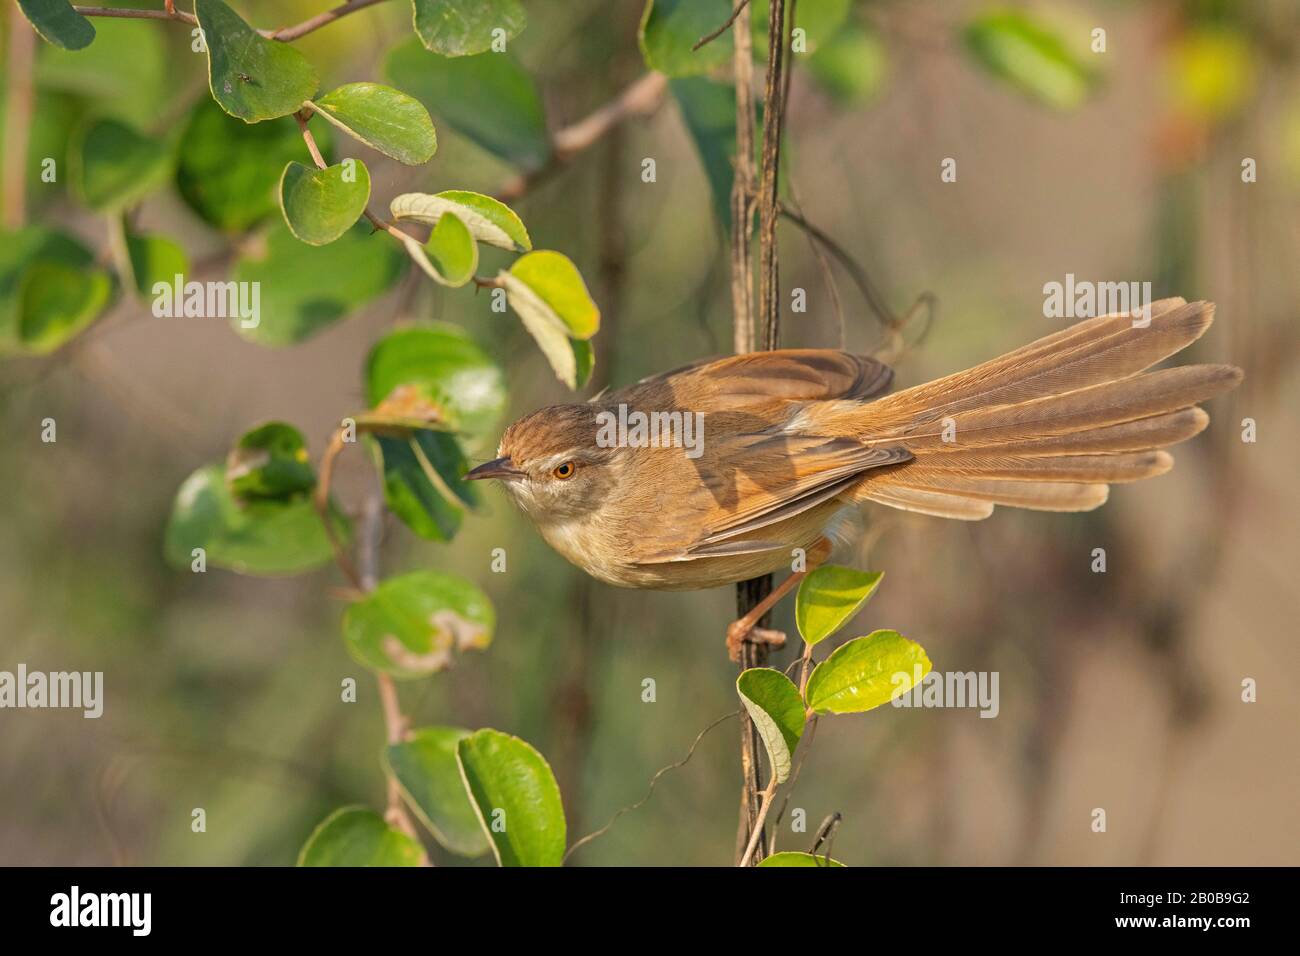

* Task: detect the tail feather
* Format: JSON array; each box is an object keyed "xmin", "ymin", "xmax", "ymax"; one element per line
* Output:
[{"xmin": 838, "ymin": 300, "xmax": 1242, "ymax": 520}]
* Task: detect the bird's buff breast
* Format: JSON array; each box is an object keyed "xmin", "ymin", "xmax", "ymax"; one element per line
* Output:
[{"xmin": 535, "ymin": 506, "xmax": 834, "ymax": 591}]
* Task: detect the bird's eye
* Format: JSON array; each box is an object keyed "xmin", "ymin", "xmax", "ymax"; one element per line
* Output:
[{"xmin": 552, "ymin": 461, "xmax": 576, "ymax": 480}]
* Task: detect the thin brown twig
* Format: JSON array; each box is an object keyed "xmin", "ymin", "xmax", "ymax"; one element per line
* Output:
[
  {"xmin": 563, "ymin": 710, "xmax": 740, "ymax": 864},
  {"xmin": 728, "ymin": 0, "xmax": 774, "ymax": 866},
  {"xmin": 738, "ymin": 774, "xmax": 779, "ymax": 866},
  {"xmin": 3, "ymin": 4, "xmax": 36, "ymax": 229},
  {"xmin": 692, "ymin": 0, "xmax": 751, "ymax": 51},
  {"xmin": 293, "ymin": 108, "xmax": 419, "ymax": 247},
  {"xmin": 756, "ymin": 0, "xmax": 789, "ymax": 350},
  {"xmin": 73, "ymin": 0, "xmax": 392, "ymax": 41},
  {"xmin": 314, "ymin": 426, "xmax": 364, "ymax": 591},
  {"xmin": 352, "ymin": 482, "xmax": 427, "ymax": 860},
  {"xmin": 495, "ymin": 72, "xmax": 669, "ymax": 203},
  {"xmin": 269, "ymin": 0, "xmax": 391, "ymax": 42}
]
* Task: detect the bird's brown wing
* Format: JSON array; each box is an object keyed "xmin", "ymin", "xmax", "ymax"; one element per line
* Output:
[
  {"xmin": 605, "ymin": 349, "xmax": 893, "ymax": 414},
  {"xmin": 630, "ymin": 424, "xmax": 909, "ymax": 565}
]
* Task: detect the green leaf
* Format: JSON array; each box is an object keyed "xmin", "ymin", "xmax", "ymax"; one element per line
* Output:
[
  {"xmin": 195, "ymin": 0, "xmax": 319, "ymax": 123},
  {"xmin": 17, "ymin": 262, "xmax": 112, "ymax": 354},
  {"xmin": 390, "ymin": 191, "xmax": 530, "ymax": 252},
  {"xmin": 639, "ymin": 0, "xmax": 733, "ymax": 77},
  {"xmin": 669, "ymin": 77, "xmax": 737, "ymax": 226},
  {"xmin": 963, "ymin": 10, "xmax": 1096, "ymax": 111},
  {"xmin": 795, "ymin": 567, "xmax": 883, "ymax": 646},
  {"xmin": 751, "ymin": 0, "xmax": 851, "ymax": 59},
  {"xmin": 225, "ymin": 422, "xmax": 316, "ymax": 502},
  {"xmin": 804, "ymin": 629, "xmax": 932, "ymax": 716},
  {"xmin": 806, "ymin": 22, "xmax": 888, "ymax": 106},
  {"xmin": 164, "ymin": 464, "xmax": 346, "ymax": 576},
  {"xmin": 370, "ymin": 431, "xmax": 477, "ymax": 542},
  {"xmin": 757, "ymin": 851, "xmax": 846, "ymax": 868},
  {"xmin": 500, "ymin": 251, "xmax": 600, "ymax": 389},
  {"xmin": 342, "ymin": 570, "xmax": 493, "ymax": 679},
  {"xmin": 506, "ymin": 251, "xmax": 600, "ymax": 338},
  {"xmin": 309, "ymin": 83, "xmax": 436, "ymax": 165},
  {"xmin": 456, "ymin": 730, "xmax": 565, "ymax": 867},
  {"xmin": 385, "ymin": 35, "xmax": 549, "ymax": 169},
  {"xmin": 365, "ymin": 324, "xmax": 507, "ymax": 447},
  {"xmin": 125, "ymin": 234, "xmax": 188, "ymax": 298},
  {"xmin": 278, "ymin": 160, "xmax": 371, "ymax": 246},
  {"xmin": 401, "ymin": 212, "xmax": 478, "ymax": 287},
  {"xmin": 17, "ymin": 0, "xmax": 94, "ymax": 50},
  {"xmin": 176, "ymin": 102, "xmax": 332, "ymax": 232},
  {"xmin": 37, "ymin": 20, "xmax": 167, "ymax": 126},
  {"xmin": 232, "ymin": 222, "xmax": 405, "ymax": 346},
  {"xmin": 0, "ymin": 227, "xmax": 101, "ymax": 352},
  {"xmin": 297, "ymin": 807, "xmax": 424, "ymax": 867},
  {"xmin": 385, "ymin": 727, "xmax": 491, "ymax": 857},
  {"xmin": 71, "ymin": 118, "xmax": 171, "ymax": 212},
  {"xmin": 736, "ymin": 668, "xmax": 805, "ymax": 784},
  {"xmin": 412, "ymin": 0, "xmax": 527, "ymax": 57},
  {"xmin": 570, "ymin": 338, "xmax": 595, "ymax": 390}
]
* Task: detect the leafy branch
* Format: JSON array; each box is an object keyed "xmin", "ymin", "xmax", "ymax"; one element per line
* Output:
[{"xmin": 71, "ymin": 0, "xmax": 393, "ymax": 42}]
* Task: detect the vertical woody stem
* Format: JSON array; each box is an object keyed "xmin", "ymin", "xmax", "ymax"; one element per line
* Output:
[{"xmin": 731, "ymin": 0, "xmax": 789, "ymax": 865}]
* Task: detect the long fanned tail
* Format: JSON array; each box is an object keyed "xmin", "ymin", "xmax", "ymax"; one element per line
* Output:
[{"xmin": 831, "ymin": 298, "xmax": 1242, "ymax": 520}]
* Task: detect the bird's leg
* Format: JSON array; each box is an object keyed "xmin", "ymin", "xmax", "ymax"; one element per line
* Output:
[{"xmin": 726, "ymin": 538, "xmax": 831, "ymax": 663}]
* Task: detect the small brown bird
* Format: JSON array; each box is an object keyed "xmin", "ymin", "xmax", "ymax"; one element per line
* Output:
[{"xmin": 467, "ymin": 298, "xmax": 1241, "ymax": 658}]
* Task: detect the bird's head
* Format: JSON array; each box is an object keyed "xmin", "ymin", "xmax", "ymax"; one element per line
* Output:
[{"xmin": 466, "ymin": 404, "xmax": 622, "ymax": 524}]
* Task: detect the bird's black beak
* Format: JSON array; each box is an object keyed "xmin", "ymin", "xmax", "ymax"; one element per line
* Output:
[{"xmin": 464, "ymin": 457, "xmax": 524, "ymax": 481}]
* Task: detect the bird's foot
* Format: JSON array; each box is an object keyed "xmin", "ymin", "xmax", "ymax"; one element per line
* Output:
[{"xmin": 726, "ymin": 622, "xmax": 787, "ymax": 663}]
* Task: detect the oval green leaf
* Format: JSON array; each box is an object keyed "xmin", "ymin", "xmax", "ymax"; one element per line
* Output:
[
  {"xmin": 17, "ymin": 0, "xmax": 94, "ymax": 50},
  {"xmin": 390, "ymin": 191, "xmax": 530, "ymax": 252},
  {"xmin": 297, "ymin": 806, "xmax": 424, "ymax": 867},
  {"xmin": 279, "ymin": 160, "xmax": 371, "ymax": 246},
  {"xmin": 125, "ymin": 233, "xmax": 188, "ymax": 298},
  {"xmin": 164, "ymin": 464, "xmax": 345, "ymax": 576},
  {"xmin": 499, "ymin": 271, "xmax": 587, "ymax": 390},
  {"xmin": 456, "ymin": 730, "xmax": 565, "ymax": 867},
  {"xmin": 412, "ymin": 0, "xmax": 527, "ymax": 57},
  {"xmin": 805, "ymin": 629, "xmax": 932, "ymax": 716},
  {"xmin": 177, "ymin": 102, "xmax": 332, "ymax": 232},
  {"xmin": 401, "ymin": 212, "xmax": 478, "ymax": 287},
  {"xmin": 807, "ymin": 23, "xmax": 888, "ymax": 106},
  {"xmin": 225, "ymin": 421, "xmax": 315, "ymax": 502},
  {"xmin": 757, "ymin": 851, "xmax": 846, "ymax": 868},
  {"xmin": 37, "ymin": 20, "xmax": 166, "ymax": 126},
  {"xmin": 639, "ymin": 0, "xmax": 733, "ymax": 77},
  {"xmin": 0, "ymin": 227, "xmax": 99, "ymax": 353},
  {"xmin": 737, "ymin": 668, "xmax": 805, "ymax": 784},
  {"xmin": 196, "ymin": 0, "xmax": 319, "ymax": 122},
  {"xmin": 385, "ymin": 727, "xmax": 491, "ymax": 857},
  {"xmin": 385, "ymin": 36, "xmax": 548, "ymax": 169},
  {"xmin": 342, "ymin": 570, "xmax": 494, "ymax": 679},
  {"xmin": 369, "ymin": 431, "xmax": 477, "ymax": 542},
  {"xmin": 309, "ymin": 82, "xmax": 436, "ymax": 165},
  {"xmin": 365, "ymin": 324, "xmax": 507, "ymax": 447},
  {"xmin": 17, "ymin": 261, "xmax": 112, "ymax": 354},
  {"xmin": 507, "ymin": 250, "xmax": 599, "ymax": 338},
  {"xmin": 963, "ymin": 10, "xmax": 1096, "ymax": 111},
  {"xmin": 795, "ymin": 567, "xmax": 884, "ymax": 646},
  {"xmin": 233, "ymin": 221, "xmax": 404, "ymax": 345},
  {"xmin": 72, "ymin": 118, "xmax": 171, "ymax": 212}
]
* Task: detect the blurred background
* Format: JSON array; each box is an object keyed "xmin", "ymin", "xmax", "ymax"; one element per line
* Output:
[{"xmin": 1, "ymin": 0, "xmax": 1297, "ymax": 865}]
